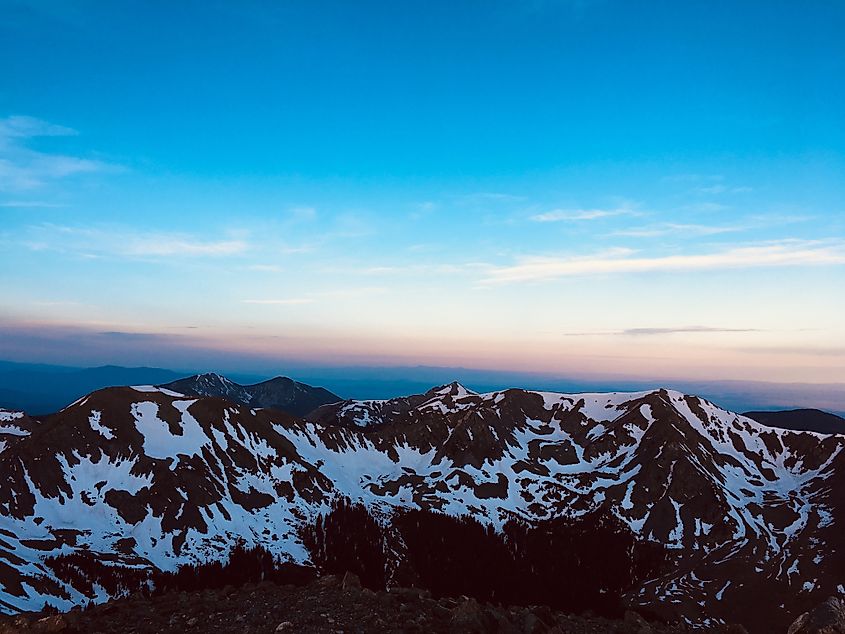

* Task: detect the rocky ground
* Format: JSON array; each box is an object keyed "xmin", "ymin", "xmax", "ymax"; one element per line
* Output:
[{"xmin": 0, "ymin": 572, "xmax": 752, "ymax": 634}]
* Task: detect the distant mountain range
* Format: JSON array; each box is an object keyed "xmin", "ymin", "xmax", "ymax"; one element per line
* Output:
[
  {"xmin": 2, "ymin": 359, "xmax": 845, "ymax": 416},
  {"xmin": 1, "ymin": 381, "xmax": 843, "ymax": 632},
  {"xmin": 0, "ymin": 361, "xmax": 186, "ymax": 414},
  {"xmin": 1, "ymin": 359, "xmax": 842, "ymax": 432},
  {"xmin": 0, "ymin": 361, "xmax": 326, "ymax": 416},
  {"xmin": 744, "ymin": 408, "xmax": 845, "ymax": 435},
  {"xmin": 159, "ymin": 372, "xmax": 340, "ymax": 417}
]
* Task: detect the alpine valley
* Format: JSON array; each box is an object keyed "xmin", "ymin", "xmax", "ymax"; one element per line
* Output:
[{"xmin": 1, "ymin": 376, "xmax": 843, "ymax": 633}]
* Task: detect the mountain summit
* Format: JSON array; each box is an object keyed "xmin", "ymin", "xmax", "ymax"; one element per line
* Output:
[{"xmin": 158, "ymin": 373, "xmax": 341, "ymax": 417}]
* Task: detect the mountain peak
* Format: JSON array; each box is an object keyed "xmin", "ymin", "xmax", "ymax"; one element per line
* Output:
[
  {"xmin": 259, "ymin": 376, "xmax": 295, "ymax": 386},
  {"xmin": 429, "ymin": 381, "xmax": 477, "ymax": 398},
  {"xmin": 194, "ymin": 372, "xmax": 235, "ymax": 385}
]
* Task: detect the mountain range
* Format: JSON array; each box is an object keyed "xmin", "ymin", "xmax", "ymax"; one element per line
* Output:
[
  {"xmin": 158, "ymin": 373, "xmax": 341, "ymax": 417},
  {"xmin": 0, "ymin": 377, "xmax": 843, "ymax": 632}
]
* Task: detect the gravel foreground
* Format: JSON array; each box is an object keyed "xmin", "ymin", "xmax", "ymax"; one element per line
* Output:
[{"xmin": 0, "ymin": 573, "xmax": 748, "ymax": 634}]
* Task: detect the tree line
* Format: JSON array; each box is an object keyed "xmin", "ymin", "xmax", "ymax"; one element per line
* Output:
[
  {"xmin": 46, "ymin": 498, "xmax": 665, "ymax": 618},
  {"xmin": 300, "ymin": 498, "xmax": 666, "ymax": 617}
]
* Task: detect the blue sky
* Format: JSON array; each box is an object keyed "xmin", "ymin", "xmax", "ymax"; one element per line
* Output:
[{"xmin": 1, "ymin": 0, "xmax": 844, "ymax": 383}]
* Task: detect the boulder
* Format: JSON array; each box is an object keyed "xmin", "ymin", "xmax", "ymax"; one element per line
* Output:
[
  {"xmin": 788, "ymin": 597, "xmax": 845, "ymax": 634},
  {"xmin": 388, "ymin": 586, "xmax": 430, "ymax": 603},
  {"xmin": 624, "ymin": 609, "xmax": 653, "ymax": 633},
  {"xmin": 316, "ymin": 574, "xmax": 341, "ymax": 590},
  {"xmin": 32, "ymin": 615, "xmax": 68, "ymax": 633},
  {"xmin": 449, "ymin": 597, "xmax": 494, "ymax": 633},
  {"xmin": 531, "ymin": 605, "xmax": 555, "ymax": 627},
  {"xmin": 341, "ymin": 571, "xmax": 362, "ymax": 591},
  {"xmin": 512, "ymin": 608, "xmax": 548, "ymax": 634}
]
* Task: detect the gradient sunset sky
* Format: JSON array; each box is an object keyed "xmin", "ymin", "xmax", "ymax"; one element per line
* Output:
[{"xmin": 1, "ymin": 1, "xmax": 844, "ymax": 384}]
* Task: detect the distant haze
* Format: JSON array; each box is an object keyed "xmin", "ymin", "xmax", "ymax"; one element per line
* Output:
[{"xmin": 1, "ymin": 359, "xmax": 842, "ymax": 417}]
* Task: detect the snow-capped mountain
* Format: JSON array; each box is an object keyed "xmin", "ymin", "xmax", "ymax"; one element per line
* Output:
[
  {"xmin": 0, "ymin": 408, "xmax": 35, "ymax": 455},
  {"xmin": 158, "ymin": 372, "xmax": 341, "ymax": 417},
  {"xmin": 0, "ymin": 383, "xmax": 842, "ymax": 631}
]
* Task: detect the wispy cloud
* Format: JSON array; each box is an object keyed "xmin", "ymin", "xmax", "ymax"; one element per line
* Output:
[
  {"xmin": 330, "ymin": 212, "xmax": 377, "ymax": 239},
  {"xmin": 564, "ymin": 326, "xmax": 763, "ymax": 336},
  {"xmin": 407, "ymin": 243, "xmax": 443, "ymax": 253},
  {"xmin": 123, "ymin": 236, "xmax": 247, "ymax": 257},
  {"xmin": 243, "ymin": 287, "xmax": 389, "ymax": 306},
  {"xmin": 277, "ymin": 243, "xmax": 317, "ymax": 255},
  {"xmin": 612, "ymin": 213, "xmax": 813, "ymax": 239},
  {"xmin": 348, "ymin": 262, "xmax": 484, "ymax": 276},
  {"xmin": 286, "ymin": 205, "xmax": 317, "ymax": 222},
  {"xmin": 481, "ymin": 240, "xmax": 845, "ymax": 284},
  {"xmin": 530, "ymin": 206, "xmax": 640, "ymax": 222},
  {"xmin": 695, "ymin": 184, "xmax": 753, "ymax": 195},
  {"xmin": 684, "ymin": 201, "xmax": 729, "ymax": 213},
  {"xmin": 30, "ymin": 300, "xmax": 83, "ymax": 308},
  {"xmin": 409, "ymin": 200, "xmax": 438, "ymax": 220},
  {"xmin": 97, "ymin": 330, "xmax": 168, "ymax": 340},
  {"xmin": 242, "ymin": 298, "xmax": 314, "ymax": 305},
  {"xmin": 245, "ymin": 264, "xmax": 284, "ymax": 273},
  {"xmin": 0, "ymin": 115, "xmax": 77, "ymax": 140},
  {"xmin": 21, "ymin": 224, "xmax": 249, "ymax": 259},
  {"xmin": 0, "ymin": 155, "xmax": 110, "ymax": 191},
  {"xmin": 610, "ymin": 222, "xmax": 745, "ymax": 238},
  {"xmin": 459, "ymin": 192, "xmax": 526, "ymax": 205},
  {"xmin": 662, "ymin": 173, "xmax": 724, "ymax": 183},
  {"xmin": 0, "ymin": 115, "xmax": 117, "ymax": 191},
  {"xmin": 314, "ymin": 286, "xmax": 388, "ymax": 299},
  {"xmin": 0, "ymin": 200, "xmax": 66, "ymax": 208},
  {"xmin": 623, "ymin": 326, "xmax": 760, "ymax": 336},
  {"xmin": 738, "ymin": 345, "xmax": 845, "ymax": 358}
]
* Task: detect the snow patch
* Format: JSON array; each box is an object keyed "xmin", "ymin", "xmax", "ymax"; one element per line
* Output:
[
  {"xmin": 131, "ymin": 385, "xmax": 185, "ymax": 397},
  {"xmin": 88, "ymin": 410, "xmax": 114, "ymax": 440},
  {"xmin": 131, "ymin": 399, "xmax": 206, "ymax": 464}
]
